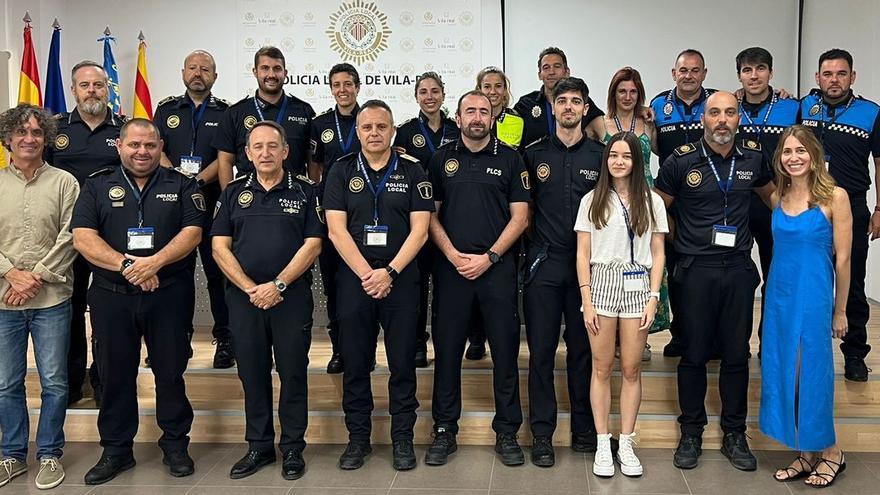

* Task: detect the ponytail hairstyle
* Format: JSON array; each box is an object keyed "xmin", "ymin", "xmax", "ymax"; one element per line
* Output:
[{"xmin": 589, "ymin": 131, "xmax": 656, "ymax": 235}]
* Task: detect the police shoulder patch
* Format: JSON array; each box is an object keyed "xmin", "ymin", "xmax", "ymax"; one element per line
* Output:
[
  {"xmin": 295, "ymin": 174, "xmax": 316, "ymax": 185},
  {"xmin": 524, "ymin": 136, "xmax": 549, "ymax": 149},
  {"xmin": 417, "ymin": 181, "xmax": 433, "ymax": 200},
  {"xmin": 673, "ymin": 143, "xmax": 697, "ymax": 157},
  {"xmin": 88, "ymin": 167, "xmax": 116, "ymax": 178},
  {"xmin": 156, "ymin": 95, "xmax": 178, "ymax": 107},
  {"xmin": 742, "ymin": 139, "xmax": 761, "ymax": 152},
  {"xmin": 191, "ymin": 192, "xmax": 206, "ymax": 212},
  {"xmin": 399, "ymin": 153, "xmax": 420, "ymax": 164}
]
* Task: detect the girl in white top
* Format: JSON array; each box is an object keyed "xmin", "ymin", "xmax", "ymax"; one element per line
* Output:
[{"xmin": 574, "ymin": 131, "xmax": 667, "ymax": 478}]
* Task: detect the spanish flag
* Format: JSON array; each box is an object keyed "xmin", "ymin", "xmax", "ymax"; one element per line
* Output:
[
  {"xmin": 18, "ymin": 15, "xmax": 42, "ymax": 106},
  {"xmin": 132, "ymin": 32, "xmax": 153, "ymax": 120}
]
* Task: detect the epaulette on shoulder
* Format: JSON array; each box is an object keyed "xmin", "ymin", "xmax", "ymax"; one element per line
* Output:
[
  {"xmin": 227, "ymin": 175, "xmax": 248, "ymax": 186},
  {"xmin": 498, "ymin": 140, "xmax": 518, "ymax": 151},
  {"xmin": 156, "ymin": 95, "xmax": 178, "ymax": 107},
  {"xmin": 505, "ymin": 107, "xmax": 521, "ymax": 117},
  {"xmin": 741, "ymin": 139, "xmax": 762, "ymax": 152},
  {"xmin": 525, "ymin": 136, "xmax": 549, "ymax": 149},
  {"xmin": 336, "ymin": 151, "xmax": 357, "ymax": 162},
  {"xmin": 212, "ymin": 96, "xmax": 230, "ymax": 107},
  {"xmin": 88, "ymin": 167, "xmax": 116, "ymax": 178},
  {"xmin": 673, "ymin": 143, "xmax": 697, "ymax": 157},
  {"xmin": 295, "ymin": 173, "xmax": 315, "ymax": 185},
  {"xmin": 319, "ymin": 107, "xmax": 334, "ymax": 116},
  {"xmin": 401, "ymin": 116, "xmax": 418, "ymax": 126},
  {"xmin": 52, "ymin": 112, "xmax": 66, "ymax": 120},
  {"xmin": 116, "ymin": 114, "xmax": 129, "ymax": 123},
  {"xmin": 168, "ymin": 167, "xmax": 194, "ymax": 178},
  {"xmin": 399, "ymin": 153, "xmax": 419, "ymax": 164},
  {"xmin": 437, "ymin": 139, "xmax": 456, "ymax": 149}
]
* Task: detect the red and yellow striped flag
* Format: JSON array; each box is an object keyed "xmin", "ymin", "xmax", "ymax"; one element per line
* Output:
[
  {"xmin": 18, "ymin": 20, "xmax": 42, "ymax": 106},
  {"xmin": 132, "ymin": 33, "xmax": 153, "ymax": 120}
]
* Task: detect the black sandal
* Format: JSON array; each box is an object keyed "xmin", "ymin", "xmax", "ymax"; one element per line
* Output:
[
  {"xmin": 774, "ymin": 455, "xmax": 815, "ymax": 482},
  {"xmin": 806, "ymin": 454, "xmax": 846, "ymax": 488}
]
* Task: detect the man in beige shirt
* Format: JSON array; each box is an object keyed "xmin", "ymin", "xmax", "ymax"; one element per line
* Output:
[{"xmin": 0, "ymin": 104, "xmax": 79, "ymax": 490}]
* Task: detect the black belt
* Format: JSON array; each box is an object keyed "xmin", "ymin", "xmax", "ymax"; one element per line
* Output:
[{"xmin": 91, "ymin": 272, "xmax": 188, "ymax": 295}]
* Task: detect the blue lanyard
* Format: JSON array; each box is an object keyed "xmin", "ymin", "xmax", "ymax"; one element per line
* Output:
[
  {"xmin": 613, "ymin": 190, "xmax": 636, "ymax": 263},
  {"xmin": 701, "ymin": 141, "xmax": 736, "ymax": 225},
  {"xmin": 252, "ymin": 93, "xmax": 289, "ymax": 124},
  {"xmin": 544, "ymin": 100, "xmax": 554, "ymax": 135},
  {"xmin": 613, "ymin": 115, "xmax": 636, "ymax": 133},
  {"xmin": 357, "ymin": 153, "xmax": 399, "ymax": 225},
  {"xmin": 334, "ymin": 108, "xmax": 357, "ymax": 154},
  {"xmin": 667, "ymin": 88, "xmax": 708, "ymax": 141},
  {"xmin": 739, "ymin": 92, "xmax": 777, "ymax": 139},
  {"xmin": 188, "ymin": 97, "xmax": 209, "ymax": 155},
  {"xmin": 120, "ymin": 168, "xmax": 158, "ymax": 227},
  {"xmin": 417, "ymin": 116, "xmax": 447, "ymax": 154}
]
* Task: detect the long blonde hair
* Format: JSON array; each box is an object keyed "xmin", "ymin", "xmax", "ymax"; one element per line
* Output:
[{"xmin": 772, "ymin": 125, "xmax": 836, "ymax": 206}]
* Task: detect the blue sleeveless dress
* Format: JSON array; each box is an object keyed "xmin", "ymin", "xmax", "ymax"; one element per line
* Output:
[{"xmin": 760, "ymin": 206, "xmax": 835, "ymax": 451}]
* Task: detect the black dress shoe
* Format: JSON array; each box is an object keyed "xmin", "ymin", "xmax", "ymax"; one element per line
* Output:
[
  {"xmin": 67, "ymin": 389, "xmax": 83, "ymax": 406},
  {"xmin": 415, "ymin": 345, "xmax": 428, "ymax": 368},
  {"xmin": 465, "ymin": 342, "xmax": 486, "ymax": 360},
  {"xmin": 392, "ymin": 440, "xmax": 417, "ymax": 471},
  {"xmin": 84, "ymin": 454, "xmax": 136, "ymax": 485},
  {"xmin": 327, "ymin": 353, "xmax": 344, "ymax": 374},
  {"xmin": 282, "ymin": 450, "xmax": 305, "ymax": 480},
  {"xmin": 495, "ymin": 433, "xmax": 524, "ymax": 466},
  {"xmin": 163, "ymin": 450, "xmax": 194, "ymax": 477},
  {"xmin": 213, "ymin": 339, "xmax": 235, "ymax": 369},
  {"xmin": 570, "ymin": 432, "xmax": 597, "ymax": 453},
  {"xmin": 663, "ymin": 339, "xmax": 682, "ymax": 357},
  {"xmin": 531, "ymin": 436, "xmax": 555, "ymax": 467},
  {"xmin": 338, "ymin": 442, "xmax": 371, "ymax": 470},
  {"xmin": 844, "ymin": 356, "xmax": 870, "ymax": 382},
  {"xmin": 425, "ymin": 427, "xmax": 457, "ymax": 465},
  {"xmin": 721, "ymin": 432, "xmax": 757, "ymax": 471},
  {"xmin": 229, "ymin": 450, "xmax": 276, "ymax": 479},
  {"xmin": 673, "ymin": 434, "xmax": 702, "ymax": 469}
]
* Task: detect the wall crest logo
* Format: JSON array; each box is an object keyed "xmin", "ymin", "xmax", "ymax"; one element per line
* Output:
[{"xmin": 326, "ymin": 0, "xmax": 392, "ymax": 65}]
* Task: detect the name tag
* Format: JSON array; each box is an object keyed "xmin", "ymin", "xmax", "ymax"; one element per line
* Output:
[
  {"xmin": 623, "ymin": 270, "xmax": 647, "ymax": 292},
  {"xmin": 363, "ymin": 225, "xmax": 389, "ymax": 247},
  {"xmin": 127, "ymin": 227, "xmax": 155, "ymax": 250},
  {"xmin": 712, "ymin": 225, "xmax": 737, "ymax": 247},
  {"xmin": 180, "ymin": 155, "xmax": 202, "ymax": 175}
]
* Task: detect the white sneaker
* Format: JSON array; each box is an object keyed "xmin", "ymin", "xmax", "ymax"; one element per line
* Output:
[
  {"xmin": 592, "ymin": 433, "xmax": 615, "ymax": 477},
  {"xmin": 617, "ymin": 432, "xmax": 643, "ymax": 477}
]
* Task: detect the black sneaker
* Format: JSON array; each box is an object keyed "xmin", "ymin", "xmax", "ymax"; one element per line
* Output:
[
  {"xmin": 465, "ymin": 342, "xmax": 486, "ymax": 360},
  {"xmin": 338, "ymin": 442, "xmax": 371, "ymax": 470},
  {"xmin": 663, "ymin": 339, "xmax": 682, "ymax": 357},
  {"xmin": 327, "ymin": 353, "xmax": 344, "ymax": 374},
  {"xmin": 213, "ymin": 339, "xmax": 235, "ymax": 369},
  {"xmin": 844, "ymin": 356, "xmax": 871, "ymax": 382},
  {"xmin": 673, "ymin": 434, "xmax": 702, "ymax": 469},
  {"xmin": 162, "ymin": 450, "xmax": 194, "ymax": 477},
  {"xmin": 570, "ymin": 432, "xmax": 597, "ymax": 453},
  {"xmin": 392, "ymin": 440, "xmax": 417, "ymax": 471},
  {"xmin": 721, "ymin": 432, "xmax": 757, "ymax": 471},
  {"xmin": 495, "ymin": 433, "xmax": 524, "ymax": 466},
  {"xmin": 530, "ymin": 436, "xmax": 554, "ymax": 467},
  {"xmin": 425, "ymin": 427, "xmax": 457, "ymax": 466}
]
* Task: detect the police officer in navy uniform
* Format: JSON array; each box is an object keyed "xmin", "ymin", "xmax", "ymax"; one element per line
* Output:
[
  {"xmin": 425, "ymin": 91, "xmax": 530, "ymax": 467},
  {"xmin": 72, "ymin": 119, "xmax": 204, "ymax": 484},
  {"xmin": 514, "ymin": 47, "xmax": 605, "ymax": 147},
  {"xmin": 214, "ymin": 46, "xmax": 315, "ymax": 188},
  {"xmin": 309, "ymin": 63, "xmax": 362, "ymax": 374},
  {"xmin": 523, "ymin": 77, "xmax": 602, "ymax": 466},
  {"xmin": 654, "ymin": 92, "xmax": 774, "ymax": 472},
  {"xmin": 45, "ymin": 60, "xmax": 125, "ymax": 406},
  {"xmin": 649, "ymin": 49, "xmax": 717, "ymax": 358},
  {"xmin": 211, "ymin": 120, "xmax": 323, "ymax": 481},
  {"xmin": 324, "ymin": 100, "xmax": 433, "ymax": 471},
  {"xmin": 393, "ymin": 72, "xmax": 462, "ymax": 368},
  {"xmin": 800, "ymin": 48, "xmax": 880, "ymax": 382},
  {"xmin": 734, "ymin": 47, "xmax": 799, "ymax": 347},
  {"xmin": 154, "ymin": 50, "xmax": 234, "ymax": 369}
]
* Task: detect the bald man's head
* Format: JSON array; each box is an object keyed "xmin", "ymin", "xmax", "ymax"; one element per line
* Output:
[
  {"xmin": 701, "ymin": 91, "xmax": 740, "ymax": 146},
  {"xmin": 182, "ymin": 50, "xmax": 217, "ymax": 94}
]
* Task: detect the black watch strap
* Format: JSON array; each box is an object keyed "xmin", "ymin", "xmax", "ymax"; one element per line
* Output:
[
  {"xmin": 385, "ymin": 266, "xmax": 399, "ymax": 280},
  {"xmin": 487, "ymin": 250, "xmax": 501, "ymax": 264},
  {"xmin": 120, "ymin": 258, "xmax": 134, "ymax": 274}
]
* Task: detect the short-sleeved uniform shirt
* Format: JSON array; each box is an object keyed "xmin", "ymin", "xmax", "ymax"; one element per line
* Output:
[
  {"xmin": 429, "ymin": 137, "xmax": 531, "ymax": 254},
  {"xmin": 737, "ymin": 88, "xmax": 799, "ymax": 176},
  {"xmin": 524, "ymin": 134, "xmax": 604, "ymax": 251},
  {"xmin": 44, "ymin": 109, "xmax": 125, "ymax": 185},
  {"xmin": 799, "ymin": 89, "xmax": 880, "ymax": 196},
  {"xmin": 211, "ymin": 171, "xmax": 324, "ymax": 283},
  {"xmin": 309, "ymin": 105, "xmax": 361, "ymax": 196},
  {"xmin": 394, "ymin": 112, "xmax": 459, "ymax": 167},
  {"xmin": 514, "ymin": 88, "xmax": 605, "ymax": 149},
  {"xmin": 324, "ymin": 152, "xmax": 435, "ymax": 262},
  {"xmin": 650, "ymin": 87, "xmax": 717, "ymax": 166},
  {"xmin": 70, "ymin": 166, "xmax": 205, "ymax": 286},
  {"xmin": 213, "ymin": 91, "xmax": 315, "ymax": 176},
  {"xmin": 654, "ymin": 139, "xmax": 771, "ymax": 256},
  {"xmin": 154, "ymin": 92, "xmax": 229, "ymax": 170}
]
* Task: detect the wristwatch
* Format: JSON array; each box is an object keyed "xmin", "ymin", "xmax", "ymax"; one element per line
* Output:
[
  {"xmin": 385, "ymin": 266, "xmax": 399, "ymax": 280},
  {"xmin": 272, "ymin": 278, "xmax": 287, "ymax": 292},
  {"xmin": 487, "ymin": 250, "xmax": 501, "ymax": 264},
  {"xmin": 119, "ymin": 258, "xmax": 134, "ymax": 274},
  {"xmin": 649, "ymin": 291, "xmax": 661, "ymax": 300}
]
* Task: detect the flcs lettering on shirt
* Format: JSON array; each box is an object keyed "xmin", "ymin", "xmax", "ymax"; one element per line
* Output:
[{"xmin": 486, "ymin": 167, "xmax": 502, "ymax": 176}]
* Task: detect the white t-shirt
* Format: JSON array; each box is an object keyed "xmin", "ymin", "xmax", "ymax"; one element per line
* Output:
[{"xmin": 573, "ymin": 190, "xmax": 669, "ymax": 267}]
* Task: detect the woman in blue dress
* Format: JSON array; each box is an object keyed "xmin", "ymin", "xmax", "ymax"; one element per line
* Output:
[{"xmin": 760, "ymin": 126, "xmax": 851, "ymax": 488}]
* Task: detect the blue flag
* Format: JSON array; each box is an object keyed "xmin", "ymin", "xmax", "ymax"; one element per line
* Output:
[
  {"xmin": 44, "ymin": 24, "xmax": 66, "ymax": 115},
  {"xmin": 98, "ymin": 34, "xmax": 122, "ymax": 114}
]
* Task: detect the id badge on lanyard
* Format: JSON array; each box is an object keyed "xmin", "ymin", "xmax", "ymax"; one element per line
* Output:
[
  {"xmin": 623, "ymin": 271, "xmax": 646, "ymax": 292},
  {"xmin": 363, "ymin": 224, "xmax": 389, "ymax": 246},
  {"xmin": 712, "ymin": 225, "xmax": 737, "ymax": 247},
  {"xmin": 127, "ymin": 227, "xmax": 155, "ymax": 250}
]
